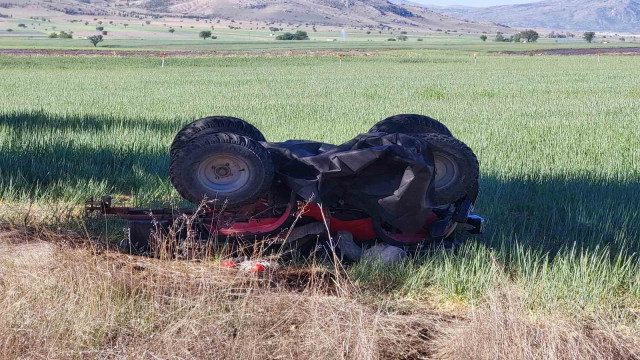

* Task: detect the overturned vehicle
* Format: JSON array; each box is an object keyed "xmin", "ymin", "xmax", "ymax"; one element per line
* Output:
[{"xmin": 86, "ymin": 114, "xmax": 485, "ymax": 254}]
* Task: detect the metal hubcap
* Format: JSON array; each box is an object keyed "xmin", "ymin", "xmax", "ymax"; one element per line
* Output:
[
  {"xmin": 433, "ymin": 152, "xmax": 459, "ymax": 191},
  {"xmin": 197, "ymin": 155, "xmax": 249, "ymax": 193}
]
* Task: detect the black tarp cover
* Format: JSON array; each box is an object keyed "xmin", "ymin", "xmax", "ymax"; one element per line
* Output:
[{"xmin": 263, "ymin": 133, "xmax": 437, "ymax": 233}]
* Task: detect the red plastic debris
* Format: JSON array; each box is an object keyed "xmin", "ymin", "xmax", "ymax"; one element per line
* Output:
[
  {"xmin": 250, "ymin": 263, "xmax": 266, "ymax": 272},
  {"xmin": 221, "ymin": 259, "xmax": 237, "ymax": 268}
]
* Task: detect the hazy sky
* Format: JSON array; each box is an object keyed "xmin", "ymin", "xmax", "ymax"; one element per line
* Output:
[{"xmin": 412, "ymin": 0, "xmax": 538, "ymax": 6}]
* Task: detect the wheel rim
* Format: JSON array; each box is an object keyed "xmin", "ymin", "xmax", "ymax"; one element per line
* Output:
[
  {"xmin": 433, "ymin": 152, "xmax": 459, "ymax": 191},
  {"xmin": 196, "ymin": 155, "xmax": 250, "ymax": 193}
]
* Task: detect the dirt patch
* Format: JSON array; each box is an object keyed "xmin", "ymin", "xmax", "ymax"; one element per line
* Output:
[
  {"xmin": 0, "ymin": 48, "xmax": 378, "ymax": 58},
  {"xmin": 500, "ymin": 47, "xmax": 640, "ymax": 56}
]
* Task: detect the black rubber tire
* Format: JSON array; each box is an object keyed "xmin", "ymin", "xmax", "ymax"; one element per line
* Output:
[
  {"xmin": 170, "ymin": 133, "xmax": 274, "ymax": 207},
  {"xmin": 420, "ymin": 133, "xmax": 479, "ymax": 205},
  {"xmin": 368, "ymin": 114, "xmax": 454, "ymax": 137},
  {"xmin": 170, "ymin": 116, "xmax": 266, "ymax": 154}
]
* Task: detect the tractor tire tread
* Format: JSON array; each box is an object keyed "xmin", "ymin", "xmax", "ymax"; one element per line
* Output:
[{"xmin": 170, "ymin": 116, "xmax": 266, "ymax": 154}]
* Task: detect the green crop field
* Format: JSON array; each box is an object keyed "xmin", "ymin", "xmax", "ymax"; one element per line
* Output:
[{"xmin": 1, "ymin": 43, "xmax": 640, "ymax": 357}]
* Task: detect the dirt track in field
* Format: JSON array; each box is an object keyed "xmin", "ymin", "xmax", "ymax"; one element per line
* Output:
[
  {"xmin": 502, "ymin": 47, "xmax": 640, "ymax": 56},
  {"xmin": 0, "ymin": 48, "xmax": 377, "ymax": 57}
]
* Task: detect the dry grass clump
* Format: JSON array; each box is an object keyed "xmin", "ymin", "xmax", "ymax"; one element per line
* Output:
[
  {"xmin": 433, "ymin": 288, "xmax": 640, "ymax": 360},
  {"xmin": 0, "ymin": 231, "xmax": 440, "ymax": 359},
  {"xmin": 2, "ymin": 228, "xmax": 640, "ymax": 359}
]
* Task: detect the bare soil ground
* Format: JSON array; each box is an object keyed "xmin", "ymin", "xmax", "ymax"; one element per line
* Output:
[
  {"xmin": 502, "ymin": 47, "xmax": 640, "ymax": 56},
  {"xmin": 0, "ymin": 48, "xmax": 378, "ymax": 57}
]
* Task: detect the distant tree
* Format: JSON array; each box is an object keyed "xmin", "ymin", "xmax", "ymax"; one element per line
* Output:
[
  {"xmin": 199, "ymin": 30, "xmax": 212, "ymax": 40},
  {"xmin": 269, "ymin": 26, "xmax": 280, "ymax": 32},
  {"xmin": 6, "ymin": 28, "xmax": 12, "ymax": 32},
  {"xmin": 17, "ymin": 23, "xmax": 26, "ymax": 28},
  {"xmin": 58, "ymin": 31, "xmax": 72, "ymax": 39},
  {"xmin": 366, "ymin": 31, "xmax": 371, "ymax": 34},
  {"xmin": 400, "ymin": 31, "xmax": 407, "ymax": 34},
  {"xmin": 88, "ymin": 34, "xmax": 103, "ymax": 47},
  {"xmin": 123, "ymin": 23, "xmax": 128, "ymax": 27},
  {"xmin": 168, "ymin": 28, "xmax": 175, "ymax": 34},
  {"xmin": 96, "ymin": 26, "xmax": 103, "ymax": 31},
  {"xmin": 145, "ymin": 20, "xmax": 151, "ymax": 25},
  {"xmin": 84, "ymin": 21, "xmax": 89, "ymax": 25},
  {"xmin": 396, "ymin": 35, "xmax": 408, "ymax": 41},
  {"xmin": 48, "ymin": 32, "xmax": 58, "ymax": 38},
  {"xmin": 387, "ymin": 38, "xmax": 396, "ymax": 41},
  {"xmin": 416, "ymin": 37, "xmax": 423, "ymax": 41},
  {"xmin": 480, "ymin": 35, "xmax": 487, "ymax": 42},
  {"xmin": 275, "ymin": 30, "xmax": 309, "ymax": 40},
  {"xmin": 102, "ymin": 30, "xmax": 107, "ymax": 35},
  {"xmin": 583, "ymin": 31, "xmax": 596, "ymax": 43},
  {"xmin": 292, "ymin": 30, "xmax": 309, "ymax": 40},
  {"xmin": 517, "ymin": 29, "xmax": 539, "ymax": 42},
  {"xmin": 494, "ymin": 33, "xmax": 505, "ymax": 42}
]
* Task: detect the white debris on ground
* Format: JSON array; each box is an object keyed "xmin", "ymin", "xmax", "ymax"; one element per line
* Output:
[
  {"xmin": 336, "ymin": 230, "xmax": 407, "ymax": 264},
  {"xmin": 362, "ymin": 242, "xmax": 407, "ymax": 263}
]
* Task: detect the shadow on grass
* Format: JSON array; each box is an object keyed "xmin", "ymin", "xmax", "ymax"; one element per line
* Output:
[
  {"xmin": 477, "ymin": 175, "xmax": 640, "ymax": 253},
  {"xmin": 1, "ymin": 110, "xmax": 183, "ymax": 133}
]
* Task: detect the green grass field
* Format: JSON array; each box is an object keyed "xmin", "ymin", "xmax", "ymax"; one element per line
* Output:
[{"xmin": 1, "ymin": 42, "xmax": 640, "ymax": 356}]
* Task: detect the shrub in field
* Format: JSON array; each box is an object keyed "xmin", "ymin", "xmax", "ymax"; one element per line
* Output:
[
  {"xmin": 584, "ymin": 31, "xmax": 596, "ymax": 43},
  {"xmin": 199, "ymin": 30, "xmax": 211, "ymax": 40},
  {"xmin": 101, "ymin": 30, "xmax": 107, "ymax": 35},
  {"xmin": 17, "ymin": 23, "xmax": 25, "ymax": 28},
  {"xmin": 417, "ymin": 37, "xmax": 423, "ymax": 41},
  {"xmin": 58, "ymin": 31, "xmax": 72, "ymax": 39},
  {"xmin": 396, "ymin": 35, "xmax": 408, "ymax": 41},
  {"xmin": 494, "ymin": 34, "xmax": 506, "ymax": 42},
  {"xmin": 87, "ymin": 34, "xmax": 103, "ymax": 47},
  {"xmin": 276, "ymin": 31, "xmax": 309, "ymax": 40},
  {"xmin": 96, "ymin": 26, "xmax": 103, "ymax": 31},
  {"xmin": 480, "ymin": 35, "xmax": 487, "ymax": 42},
  {"xmin": 168, "ymin": 28, "xmax": 174, "ymax": 33},
  {"xmin": 48, "ymin": 32, "xmax": 57, "ymax": 38}
]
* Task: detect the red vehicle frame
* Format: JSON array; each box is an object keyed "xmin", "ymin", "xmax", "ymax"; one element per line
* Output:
[{"xmin": 86, "ymin": 191, "xmax": 484, "ymax": 251}]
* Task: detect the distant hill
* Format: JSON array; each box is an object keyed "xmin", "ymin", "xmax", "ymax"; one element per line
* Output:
[
  {"xmin": 424, "ymin": 0, "xmax": 640, "ymax": 33},
  {"xmin": 0, "ymin": 0, "xmax": 508, "ymax": 33}
]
